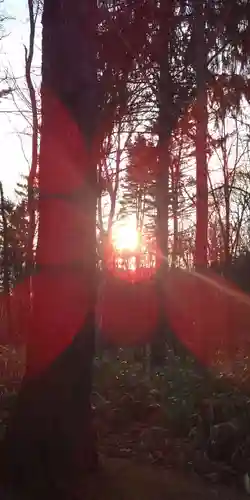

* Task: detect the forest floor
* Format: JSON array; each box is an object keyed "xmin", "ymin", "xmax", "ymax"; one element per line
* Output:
[
  {"xmin": 92, "ymin": 351, "xmax": 250, "ymax": 499},
  {"xmin": 2, "ymin": 348, "xmax": 250, "ymax": 498},
  {"xmin": 84, "ymin": 457, "xmax": 249, "ymax": 499}
]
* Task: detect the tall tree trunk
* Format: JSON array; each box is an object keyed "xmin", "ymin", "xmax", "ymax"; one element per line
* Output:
[
  {"xmin": 1, "ymin": 1, "xmax": 99, "ymax": 498},
  {"xmin": 194, "ymin": 1, "xmax": 209, "ymax": 269},
  {"xmin": 24, "ymin": 0, "xmax": 39, "ymax": 342},
  {"xmin": 151, "ymin": 0, "xmax": 174, "ymax": 370},
  {"xmin": 221, "ymin": 129, "xmax": 231, "ymax": 268},
  {"xmin": 156, "ymin": 5, "xmax": 172, "ymax": 263},
  {"xmin": 25, "ymin": 0, "xmax": 39, "ymax": 277},
  {"xmin": 171, "ymin": 158, "xmax": 180, "ymax": 268}
]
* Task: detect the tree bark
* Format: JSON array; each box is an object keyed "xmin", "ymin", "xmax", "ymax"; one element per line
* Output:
[
  {"xmin": 25, "ymin": 0, "xmax": 39, "ymax": 282},
  {"xmin": 1, "ymin": 1, "xmax": 99, "ymax": 498},
  {"xmin": 151, "ymin": 0, "xmax": 174, "ymax": 370},
  {"xmin": 155, "ymin": 1, "xmax": 172, "ymax": 262},
  {"xmin": 194, "ymin": 1, "xmax": 209, "ymax": 269}
]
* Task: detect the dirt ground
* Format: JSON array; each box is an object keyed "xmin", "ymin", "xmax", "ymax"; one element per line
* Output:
[{"xmin": 84, "ymin": 457, "xmax": 249, "ymax": 500}]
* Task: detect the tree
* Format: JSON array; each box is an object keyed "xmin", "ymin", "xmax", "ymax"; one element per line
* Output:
[
  {"xmin": 118, "ymin": 135, "xmax": 157, "ymax": 261},
  {"xmin": 1, "ymin": 0, "xmax": 100, "ymax": 497},
  {"xmin": 25, "ymin": 0, "xmax": 40, "ymax": 289},
  {"xmin": 193, "ymin": 1, "xmax": 209, "ymax": 269},
  {"xmin": 0, "ymin": 1, "xmax": 12, "ymax": 100},
  {"xmin": 1, "ymin": 2, "xmax": 250, "ymax": 495},
  {"xmin": 0, "ymin": 182, "xmax": 11, "ymax": 297}
]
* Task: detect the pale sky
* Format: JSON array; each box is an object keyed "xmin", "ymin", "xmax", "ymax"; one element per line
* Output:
[{"xmin": 0, "ymin": 0, "xmax": 41, "ymax": 199}]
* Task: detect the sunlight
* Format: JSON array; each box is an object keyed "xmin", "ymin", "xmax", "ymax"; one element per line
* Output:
[{"xmin": 112, "ymin": 224, "xmax": 139, "ymax": 252}]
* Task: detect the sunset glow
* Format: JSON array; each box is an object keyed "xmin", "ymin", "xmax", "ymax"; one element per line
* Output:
[{"xmin": 112, "ymin": 224, "xmax": 139, "ymax": 252}]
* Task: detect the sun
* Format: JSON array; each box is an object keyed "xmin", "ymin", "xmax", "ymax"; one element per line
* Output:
[{"xmin": 112, "ymin": 224, "xmax": 139, "ymax": 252}]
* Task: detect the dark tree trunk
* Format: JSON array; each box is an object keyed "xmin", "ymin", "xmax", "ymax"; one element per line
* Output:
[
  {"xmin": 171, "ymin": 158, "xmax": 180, "ymax": 268},
  {"xmin": 155, "ymin": 0, "xmax": 172, "ymax": 264},
  {"xmin": 1, "ymin": 1, "xmax": 99, "ymax": 498},
  {"xmin": 194, "ymin": 1, "xmax": 208, "ymax": 269},
  {"xmin": 151, "ymin": 0, "xmax": 174, "ymax": 370}
]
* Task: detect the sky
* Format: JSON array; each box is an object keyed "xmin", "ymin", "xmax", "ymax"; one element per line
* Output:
[{"xmin": 0, "ymin": 0, "xmax": 41, "ymax": 199}]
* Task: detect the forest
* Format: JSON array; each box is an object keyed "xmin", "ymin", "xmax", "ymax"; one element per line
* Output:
[{"xmin": 1, "ymin": 0, "xmax": 250, "ymax": 498}]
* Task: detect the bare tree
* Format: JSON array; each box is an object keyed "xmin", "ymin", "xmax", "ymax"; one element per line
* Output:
[
  {"xmin": 194, "ymin": 1, "xmax": 209, "ymax": 269},
  {"xmin": 25, "ymin": 0, "xmax": 40, "ymax": 283}
]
